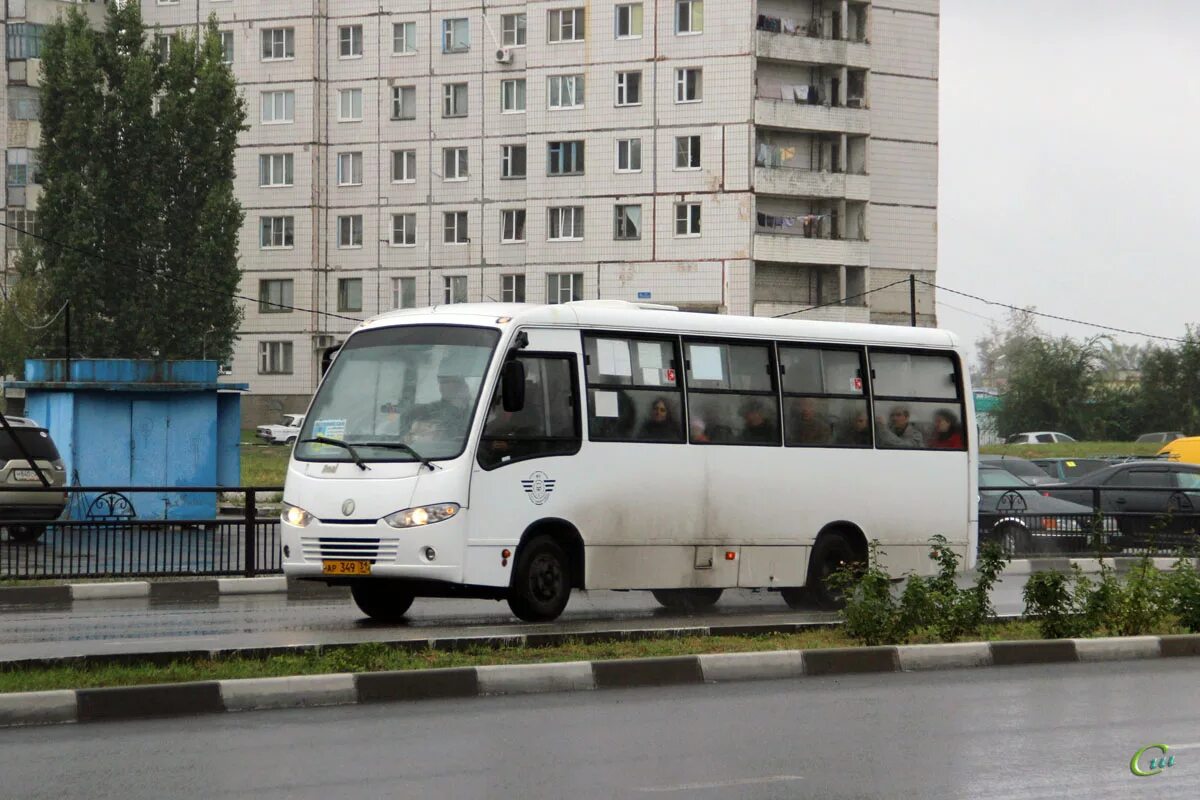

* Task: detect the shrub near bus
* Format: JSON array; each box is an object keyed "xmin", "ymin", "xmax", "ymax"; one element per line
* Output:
[{"xmin": 280, "ymin": 302, "xmax": 977, "ymax": 623}]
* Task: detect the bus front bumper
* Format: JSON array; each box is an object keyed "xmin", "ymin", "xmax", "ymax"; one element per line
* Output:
[{"xmin": 281, "ymin": 520, "xmax": 466, "ymax": 584}]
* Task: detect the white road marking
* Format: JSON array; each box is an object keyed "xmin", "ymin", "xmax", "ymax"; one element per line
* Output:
[
  {"xmin": 636, "ymin": 775, "xmax": 805, "ymax": 792},
  {"xmin": 1165, "ymin": 741, "xmax": 1200, "ymax": 750}
]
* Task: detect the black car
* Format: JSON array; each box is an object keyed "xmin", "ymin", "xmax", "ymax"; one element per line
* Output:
[
  {"xmin": 980, "ymin": 454, "xmax": 1058, "ymax": 487},
  {"xmin": 1030, "ymin": 457, "xmax": 1110, "ymax": 482},
  {"xmin": 1042, "ymin": 461, "xmax": 1200, "ymax": 548},
  {"xmin": 978, "ymin": 465, "xmax": 1116, "ymax": 556}
]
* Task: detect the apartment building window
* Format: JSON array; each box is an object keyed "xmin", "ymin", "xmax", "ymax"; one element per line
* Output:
[
  {"xmin": 7, "ymin": 88, "xmax": 40, "ymax": 121},
  {"xmin": 547, "ymin": 141, "xmax": 585, "ymax": 176},
  {"xmin": 392, "ymin": 150, "xmax": 416, "ymax": 183},
  {"xmin": 615, "ymin": 139, "xmax": 641, "ymax": 172},
  {"xmin": 261, "ymin": 28, "xmax": 294, "ymax": 60},
  {"xmin": 339, "ymin": 89, "xmax": 363, "ymax": 121},
  {"xmin": 155, "ymin": 34, "xmax": 175, "ymax": 64},
  {"xmin": 393, "ymin": 277, "xmax": 417, "ymax": 309},
  {"xmin": 614, "ymin": 205, "xmax": 642, "ymax": 240},
  {"xmin": 615, "ymin": 71, "xmax": 642, "ymax": 106},
  {"xmin": 393, "ymin": 22, "xmax": 416, "ymax": 55},
  {"xmin": 444, "ymin": 275, "xmax": 468, "ymax": 304},
  {"xmin": 501, "ymin": 79, "xmax": 526, "ymax": 113},
  {"xmin": 260, "ymin": 216, "xmax": 294, "ymax": 249},
  {"xmin": 261, "ymin": 90, "xmax": 295, "ymax": 124},
  {"xmin": 258, "ymin": 341, "xmax": 293, "ymax": 375},
  {"xmin": 443, "ymin": 211, "xmax": 469, "ymax": 244},
  {"xmin": 546, "ymin": 272, "xmax": 583, "ymax": 303},
  {"xmin": 502, "ymin": 275, "xmax": 526, "ymax": 302},
  {"xmin": 391, "ymin": 86, "xmax": 416, "ymax": 120},
  {"xmin": 675, "ymin": 202, "xmax": 701, "ymax": 236},
  {"xmin": 675, "ymin": 68, "xmax": 702, "ymax": 102},
  {"xmin": 548, "ymin": 75, "xmax": 584, "ymax": 109},
  {"xmin": 5, "ymin": 210, "xmax": 37, "ymax": 251},
  {"xmin": 337, "ymin": 278, "xmax": 363, "ymax": 312},
  {"xmin": 339, "ymin": 25, "xmax": 363, "ymax": 58},
  {"xmin": 501, "ymin": 145, "xmax": 527, "ymax": 179},
  {"xmin": 548, "ymin": 8, "xmax": 585, "ymax": 42},
  {"xmin": 6, "ymin": 149, "xmax": 37, "ymax": 187},
  {"xmin": 501, "ymin": 210, "xmax": 526, "ymax": 243},
  {"xmin": 258, "ymin": 279, "xmax": 293, "ymax": 314},
  {"xmin": 338, "ymin": 215, "xmax": 364, "ymax": 248},
  {"xmin": 675, "ymin": 135, "xmax": 701, "ymax": 169},
  {"xmin": 6, "ymin": 24, "xmax": 45, "ymax": 59},
  {"xmin": 443, "ymin": 147, "xmax": 469, "ymax": 181},
  {"xmin": 442, "ymin": 18, "xmax": 470, "ymax": 53},
  {"xmin": 676, "ymin": 0, "xmax": 703, "ymax": 34},
  {"xmin": 392, "ymin": 213, "xmax": 417, "ymax": 246},
  {"xmin": 548, "ymin": 207, "xmax": 584, "ymax": 241},
  {"xmin": 443, "ymin": 83, "xmax": 468, "ymax": 117},
  {"xmin": 218, "ymin": 31, "xmax": 233, "ymax": 64},
  {"xmin": 502, "ymin": 14, "xmax": 527, "ymax": 46},
  {"xmin": 259, "ymin": 153, "xmax": 293, "ymax": 187},
  {"xmin": 615, "ymin": 4, "xmax": 643, "ymax": 38},
  {"xmin": 337, "ymin": 152, "xmax": 363, "ymax": 186}
]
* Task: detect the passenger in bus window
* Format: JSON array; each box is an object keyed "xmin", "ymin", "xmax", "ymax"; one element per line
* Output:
[
  {"xmin": 739, "ymin": 398, "xmax": 778, "ymax": 444},
  {"xmin": 689, "ymin": 415, "xmax": 710, "ymax": 443},
  {"xmin": 927, "ymin": 408, "xmax": 965, "ymax": 449},
  {"xmin": 789, "ymin": 397, "xmax": 832, "ymax": 445},
  {"xmin": 842, "ymin": 409, "xmax": 872, "ymax": 446},
  {"xmin": 639, "ymin": 397, "xmax": 680, "ymax": 442},
  {"xmin": 876, "ymin": 405, "xmax": 923, "ymax": 448}
]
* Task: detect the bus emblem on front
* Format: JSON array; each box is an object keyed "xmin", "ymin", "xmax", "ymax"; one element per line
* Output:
[{"xmin": 521, "ymin": 472, "xmax": 556, "ymax": 505}]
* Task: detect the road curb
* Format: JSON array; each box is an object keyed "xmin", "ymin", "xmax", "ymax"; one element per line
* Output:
[
  {"xmin": 0, "ymin": 576, "xmax": 345, "ymax": 606},
  {"xmin": 8, "ymin": 633, "xmax": 1199, "ymax": 728}
]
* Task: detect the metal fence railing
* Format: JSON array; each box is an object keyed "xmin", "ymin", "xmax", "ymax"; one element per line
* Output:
[{"xmin": 0, "ymin": 486, "xmax": 282, "ymax": 580}]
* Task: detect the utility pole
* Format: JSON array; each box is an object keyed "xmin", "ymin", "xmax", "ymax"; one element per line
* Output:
[
  {"xmin": 64, "ymin": 300, "xmax": 71, "ymax": 380},
  {"xmin": 909, "ymin": 274, "xmax": 917, "ymax": 327}
]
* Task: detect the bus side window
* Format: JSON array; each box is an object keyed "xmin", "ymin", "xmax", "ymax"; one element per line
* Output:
[
  {"xmin": 683, "ymin": 340, "xmax": 779, "ymax": 446},
  {"xmin": 583, "ymin": 335, "xmax": 685, "ymax": 443},
  {"xmin": 868, "ymin": 350, "xmax": 967, "ymax": 451},
  {"xmin": 477, "ymin": 355, "xmax": 581, "ymax": 469}
]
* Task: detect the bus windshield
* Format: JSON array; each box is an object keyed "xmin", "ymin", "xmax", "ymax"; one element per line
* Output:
[{"xmin": 294, "ymin": 325, "xmax": 499, "ymax": 463}]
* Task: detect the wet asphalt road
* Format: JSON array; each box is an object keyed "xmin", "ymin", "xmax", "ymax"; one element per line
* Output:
[
  {"xmin": 1, "ymin": 658, "xmax": 1196, "ymax": 799},
  {"xmin": 0, "ymin": 579, "xmax": 1028, "ymax": 663}
]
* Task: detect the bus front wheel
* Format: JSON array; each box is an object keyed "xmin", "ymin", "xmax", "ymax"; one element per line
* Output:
[
  {"xmin": 508, "ymin": 536, "xmax": 572, "ymax": 622},
  {"xmin": 350, "ymin": 580, "xmax": 415, "ymax": 623},
  {"xmin": 651, "ymin": 588, "xmax": 723, "ymax": 611}
]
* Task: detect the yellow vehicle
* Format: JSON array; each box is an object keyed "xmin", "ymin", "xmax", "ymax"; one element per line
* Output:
[{"xmin": 1158, "ymin": 436, "xmax": 1200, "ymax": 464}]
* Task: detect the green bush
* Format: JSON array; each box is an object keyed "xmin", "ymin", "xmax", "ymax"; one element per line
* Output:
[
  {"xmin": 1022, "ymin": 566, "xmax": 1096, "ymax": 639},
  {"xmin": 828, "ymin": 540, "xmax": 904, "ymax": 646},
  {"xmin": 1168, "ymin": 554, "xmax": 1200, "ymax": 633}
]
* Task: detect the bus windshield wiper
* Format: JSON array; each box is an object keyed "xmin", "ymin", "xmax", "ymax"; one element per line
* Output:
[
  {"xmin": 355, "ymin": 441, "xmax": 439, "ymax": 472},
  {"xmin": 300, "ymin": 436, "xmax": 371, "ymax": 471}
]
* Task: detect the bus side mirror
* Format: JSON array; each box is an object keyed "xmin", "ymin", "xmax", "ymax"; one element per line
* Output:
[
  {"xmin": 501, "ymin": 360, "xmax": 526, "ymax": 412},
  {"xmin": 321, "ymin": 344, "xmax": 342, "ymax": 377}
]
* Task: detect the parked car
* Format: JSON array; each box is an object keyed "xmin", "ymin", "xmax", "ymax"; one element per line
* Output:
[
  {"xmin": 256, "ymin": 414, "xmax": 305, "ymax": 445},
  {"xmin": 1136, "ymin": 431, "xmax": 1186, "ymax": 444},
  {"xmin": 1030, "ymin": 457, "xmax": 1110, "ymax": 482},
  {"xmin": 1042, "ymin": 461, "xmax": 1200, "ymax": 547},
  {"xmin": 1158, "ymin": 436, "xmax": 1200, "ymax": 465},
  {"xmin": 1005, "ymin": 431, "xmax": 1077, "ymax": 444},
  {"xmin": 0, "ymin": 417, "xmax": 68, "ymax": 543},
  {"xmin": 980, "ymin": 454, "xmax": 1058, "ymax": 486},
  {"xmin": 978, "ymin": 464, "xmax": 1116, "ymax": 556}
]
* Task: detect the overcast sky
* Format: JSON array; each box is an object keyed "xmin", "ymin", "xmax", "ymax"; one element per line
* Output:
[{"xmin": 937, "ymin": 0, "xmax": 1200, "ymax": 364}]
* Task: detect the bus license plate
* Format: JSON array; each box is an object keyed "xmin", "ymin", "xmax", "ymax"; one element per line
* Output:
[
  {"xmin": 12, "ymin": 470, "xmax": 41, "ymax": 482},
  {"xmin": 322, "ymin": 560, "xmax": 371, "ymax": 576}
]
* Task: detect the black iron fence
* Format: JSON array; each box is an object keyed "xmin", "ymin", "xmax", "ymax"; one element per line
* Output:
[
  {"xmin": 979, "ymin": 484, "xmax": 1200, "ymax": 558},
  {"xmin": 0, "ymin": 486, "xmax": 283, "ymax": 579}
]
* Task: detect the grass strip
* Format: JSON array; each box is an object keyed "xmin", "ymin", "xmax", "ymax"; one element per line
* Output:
[{"xmin": 0, "ymin": 620, "xmax": 1057, "ymax": 695}]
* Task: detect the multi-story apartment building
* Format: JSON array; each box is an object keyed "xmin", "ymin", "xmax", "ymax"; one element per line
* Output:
[{"xmin": 6, "ymin": 1, "xmax": 938, "ymax": 420}]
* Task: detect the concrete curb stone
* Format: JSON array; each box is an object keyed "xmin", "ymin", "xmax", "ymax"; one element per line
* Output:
[
  {"xmin": 989, "ymin": 639, "xmax": 1078, "ymax": 666},
  {"xmin": 802, "ymin": 646, "xmax": 900, "ymax": 676},
  {"xmin": 219, "ymin": 674, "xmax": 357, "ymax": 712},
  {"xmin": 476, "ymin": 661, "xmax": 595, "ymax": 696},
  {"xmin": 897, "ymin": 642, "xmax": 993, "ymax": 671}
]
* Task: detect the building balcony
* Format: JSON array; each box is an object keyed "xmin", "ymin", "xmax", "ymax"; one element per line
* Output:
[
  {"xmin": 753, "ymin": 302, "xmax": 870, "ymax": 324},
  {"xmin": 754, "ymin": 167, "xmax": 870, "ymax": 202},
  {"xmin": 754, "ymin": 97, "xmax": 869, "ymax": 136},
  {"xmin": 753, "ymin": 232, "xmax": 869, "ymax": 266},
  {"xmin": 754, "ymin": 31, "xmax": 870, "ymax": 69}
]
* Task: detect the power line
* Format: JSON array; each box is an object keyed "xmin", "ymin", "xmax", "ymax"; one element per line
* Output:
[
  {"xmin": 918, "ymin": 280, "xmax": 1186, "ymax": 345},
  {"xmin": 0, "ymin": 282, "xmax": 69, "ymax": 330},
  {"xmin": 772, "ymin": 277, "xmax": 910, "ymax": 318},
  {"xmin": 0, "ymin": 220, "xmax": 362, "ymax": 323}
]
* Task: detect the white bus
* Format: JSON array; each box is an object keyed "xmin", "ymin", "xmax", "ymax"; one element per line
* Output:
[{"xmin": 281, "ymin": 301, "xmax": 977, "ymax": 622}]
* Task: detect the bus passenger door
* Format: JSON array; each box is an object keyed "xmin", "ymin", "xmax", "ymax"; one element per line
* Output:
[{"xmin": 465, "ymin": 335, "xmax": 584, "ymax": 588}]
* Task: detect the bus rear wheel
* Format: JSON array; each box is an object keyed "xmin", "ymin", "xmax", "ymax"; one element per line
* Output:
[
  {"xmin": 350, "ymin": 580, "xmax": 415, "ymax": 622},
  {"xmin": 508, "ymin": 536, "xmax": 572, "ymax": 622},
  {"xmin": 807, "ymin": 533, "xmax": 862, "ymax": 611},
  {"xmin": 651, "ymin": 588, "xmax": 723, "ymax": 611}
]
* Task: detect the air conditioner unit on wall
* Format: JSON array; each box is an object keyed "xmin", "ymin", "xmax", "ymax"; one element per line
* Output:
[
  {"xmin": 495, "ymin": 47, "xmax": 513, "ymax": 64},
  {"xmin": 312, "ymin": 334, "xmax": 336, "ymax": 351}
]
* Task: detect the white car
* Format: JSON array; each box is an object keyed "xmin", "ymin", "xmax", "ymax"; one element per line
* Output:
[
  {"xmin": 256, "ymin": 414, "xmax": 305, "ymax": 445},
  {"xmin": 1005, "ymin": 431, "xmax": 1077, "ymax": 445}
]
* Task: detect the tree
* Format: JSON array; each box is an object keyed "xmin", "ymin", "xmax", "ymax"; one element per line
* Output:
[
  {"xmin": 971, "ymin": 308, "xmax": 1040, "ymax": 388},
  {"xmin": 995, "ymin": 335, "xmax": 1106, "ymax": 438},
  {"xmin": 25, "ymin": 2, "xmax": 245, "ymax": 362}
]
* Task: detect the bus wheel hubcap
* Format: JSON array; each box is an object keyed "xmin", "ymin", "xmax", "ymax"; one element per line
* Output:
[{"xmin": 530, "ymin": 556, "xmax": 562, "ymax": 600}]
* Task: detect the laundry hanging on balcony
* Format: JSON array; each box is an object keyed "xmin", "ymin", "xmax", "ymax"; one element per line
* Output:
[{"xmin": 757, "ymin": 212, "xmax": 832, "ymax": 237}]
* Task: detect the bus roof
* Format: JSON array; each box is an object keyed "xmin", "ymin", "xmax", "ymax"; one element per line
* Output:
[{"xmin": 358, "ymin": 301, "xmax": 960, "ymax": 349}]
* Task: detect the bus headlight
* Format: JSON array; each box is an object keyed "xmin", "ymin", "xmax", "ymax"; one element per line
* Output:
[
  {"xmin": 282, "ymin": 503, "xmax": 314, "ymax": 528},
  {"xmin": 384, "ymin": 503, "xmax": 460, "ymax": 528}
]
